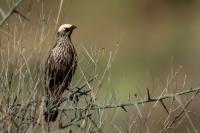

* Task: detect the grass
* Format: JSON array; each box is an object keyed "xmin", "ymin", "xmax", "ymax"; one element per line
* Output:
[{"xmin": 0, "ymin": 0, "xmax": 200, "ymax": 133}]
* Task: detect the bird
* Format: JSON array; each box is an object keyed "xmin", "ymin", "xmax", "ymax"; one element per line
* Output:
[{"xmin": 44, "ymin": 24, "xmax": 77, "ymax": 122}]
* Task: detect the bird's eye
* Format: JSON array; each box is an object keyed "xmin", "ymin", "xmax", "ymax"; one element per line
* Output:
[{"xmin": 64, "ymin": 28, "xmax": 70, "ymax": 32}]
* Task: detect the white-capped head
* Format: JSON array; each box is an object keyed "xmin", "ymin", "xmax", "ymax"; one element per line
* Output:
[{"xmin": 58, "ymin": 24, "xmax": 77, "ymax": 32}]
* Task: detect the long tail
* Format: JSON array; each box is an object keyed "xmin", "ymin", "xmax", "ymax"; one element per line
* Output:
[
  {"xmin": 44, "ymin": 110, "xmax": 58, "ymax": 122},
  {"xmin": 44, "ymin": 100, "xmax": 59, "ymax": 122}
]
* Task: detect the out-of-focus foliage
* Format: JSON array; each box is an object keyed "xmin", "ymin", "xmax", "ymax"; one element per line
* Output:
[{"xmin": 1, "ymin": 0, "xmax": 200, "ymax": 132}]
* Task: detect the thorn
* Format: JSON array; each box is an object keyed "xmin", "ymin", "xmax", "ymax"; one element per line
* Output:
[
  {"xmin": 146, "ymin": 88, "xmax": 151, "ymax": 100},
  {"xmin": 121, "ymin": 106, "xmax": 127, "ymax": 112},
  {"xmin": 160, "ymin": 99, "xmax": 169, "ymax": 114}
]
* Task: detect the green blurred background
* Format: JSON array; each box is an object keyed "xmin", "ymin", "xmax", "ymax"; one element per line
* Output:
[
  {"xmin": 1, "ymin": 0, "xmax": 200, "ymax": 132},
  {"xmin": 1, "ymin": 0, "xmax": 200, "ymax": 94}
]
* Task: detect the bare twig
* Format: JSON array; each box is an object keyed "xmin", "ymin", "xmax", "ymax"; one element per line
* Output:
[{"xmin": 61, "ymin": 87, "xmax": 200, "ymax": 111}]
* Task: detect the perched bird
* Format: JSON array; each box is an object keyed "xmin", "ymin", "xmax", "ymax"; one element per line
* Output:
[{"xmin": 44, "ymin": 24, "xmax": 77, "ymax": 122}]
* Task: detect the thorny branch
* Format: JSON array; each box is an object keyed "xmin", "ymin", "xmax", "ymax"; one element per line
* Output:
[
  {"xmin": 52, "ymin": 85, "xmax": 200, "ymax": 131},
  {"xmin": 1, "ymin": 70, "xmax": 200, "ymax": 132},
  {"xmin": 60, "ymin": 87, "xmax": 200, "ymax": 111}
]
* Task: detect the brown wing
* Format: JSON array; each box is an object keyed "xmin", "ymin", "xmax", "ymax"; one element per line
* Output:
[{"xmin": 44, "ymin": 46, "xmax": 77, "ymax": 98}]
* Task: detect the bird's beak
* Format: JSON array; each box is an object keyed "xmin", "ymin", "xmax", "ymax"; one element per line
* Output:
[{"xmin": 72, "ymin": 25, "xmax": 77, "ymax": 30}]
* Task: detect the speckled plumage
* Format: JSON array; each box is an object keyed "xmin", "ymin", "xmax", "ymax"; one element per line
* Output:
[{"xmin": 44, "ymin": 24, "xmax": 77, "ymax": 122}]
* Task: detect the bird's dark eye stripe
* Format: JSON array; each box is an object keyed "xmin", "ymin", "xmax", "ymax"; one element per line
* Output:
[{"xmin": 64, "ymin": 28, "xmax": 70, "ymax": 31}]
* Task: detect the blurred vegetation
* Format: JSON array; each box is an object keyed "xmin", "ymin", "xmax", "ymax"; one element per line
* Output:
[{"xmin": 1, "ymin": 0, "xmax": 200, "ymax": 132}]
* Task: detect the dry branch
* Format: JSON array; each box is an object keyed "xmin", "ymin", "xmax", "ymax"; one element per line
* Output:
[{"xmin": 61, "ymin": 87, "xmax": 200, "ymax": 111}]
